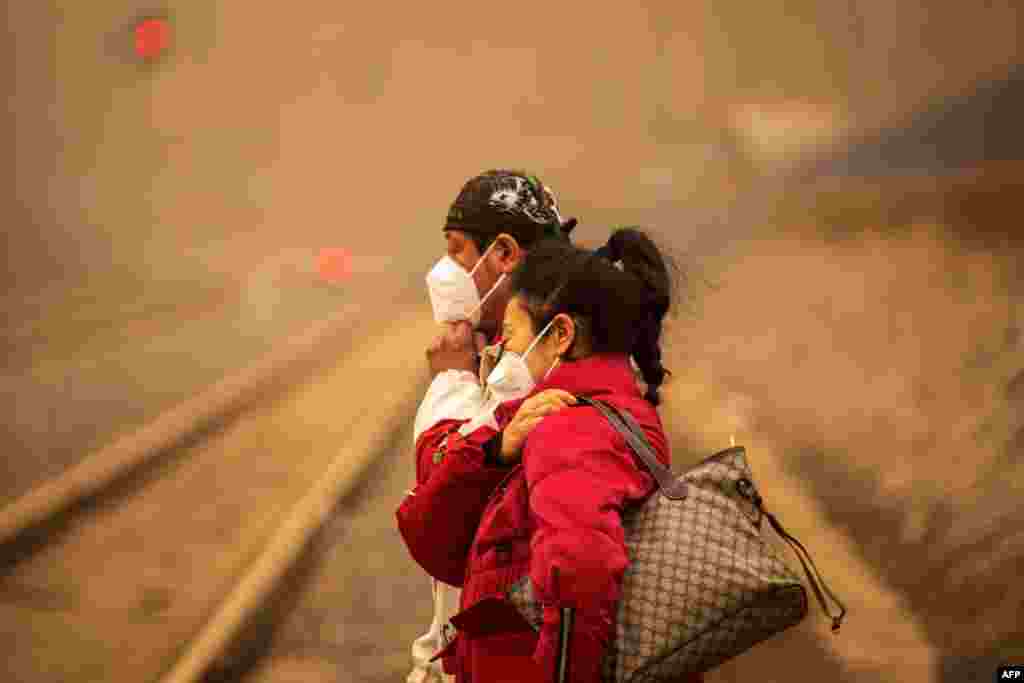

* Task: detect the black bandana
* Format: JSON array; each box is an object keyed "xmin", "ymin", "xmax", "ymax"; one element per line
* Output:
[{"xmin": 444, "ymin": 170, "xmax": 576, "ymax": 245}]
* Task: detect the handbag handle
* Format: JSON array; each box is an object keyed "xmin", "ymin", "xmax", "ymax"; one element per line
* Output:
[{"xmin": 576, "ymin": 396, "xmax": 689, "ymax": 501}]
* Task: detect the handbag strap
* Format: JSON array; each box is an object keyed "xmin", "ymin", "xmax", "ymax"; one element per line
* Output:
[
  {"xmin": 576, "ymin": 396, "xmax": 689, "ymax": 500},
  {"xmin": 764, "ymin": 509, "xmax": 848, "ymax": 632},
  {"xmin": 737, "ymin": 479, "xmax": 848, "ymax": 632}
]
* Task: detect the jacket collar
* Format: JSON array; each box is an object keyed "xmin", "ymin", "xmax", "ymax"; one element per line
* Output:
[{"xmin": 493, "ymin": 353, "xmax": 640, "ymax": 429}]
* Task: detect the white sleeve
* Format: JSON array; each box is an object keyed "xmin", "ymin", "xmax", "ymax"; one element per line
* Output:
[
  {"xmin": 407, "ymin": 579, "xmax": 460, "ymax": 683},
  {"xmin": 456, "ymin": 395, "xmax": 501, "ymax": 436},
  {"xmin": 413, "ymin": 369, "xmax": 487, "ymax": 445}
]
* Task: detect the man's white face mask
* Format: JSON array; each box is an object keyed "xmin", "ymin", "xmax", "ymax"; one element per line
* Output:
[{"xmin": 425, "ymin": 240, "xmax": 506, "ymax": 327}]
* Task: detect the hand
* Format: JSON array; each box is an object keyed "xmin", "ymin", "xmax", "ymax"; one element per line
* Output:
[
  {"xmin": 477, "ymin": 342, "xmax": 503, "ymax": 386},
  {"xmin": 500, "ymin": 390, "xmax": 578, "ymax": 463},
  {"xmin": 426, "ymin": 321, "xmax": 488, "ymax": 379}
]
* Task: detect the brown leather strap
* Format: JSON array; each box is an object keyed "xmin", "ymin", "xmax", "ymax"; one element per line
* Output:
[
  {"xmin": 735, "ymin": 477, "xmax": 848, "ymax": 631},
  {"xmin": 576, "ymin": 396, "xmax": 689, "ymax": 501},
  {"xmin": 763, "ymin": 509, "xmax": 848, "ymax": 632}
]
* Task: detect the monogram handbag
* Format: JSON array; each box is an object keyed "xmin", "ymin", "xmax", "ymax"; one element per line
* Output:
[{"xmin": 506, "ymin": 397, "xmax": 847, "ymax": 682}]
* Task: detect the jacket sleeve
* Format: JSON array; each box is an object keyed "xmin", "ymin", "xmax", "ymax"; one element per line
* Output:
[
  {"xmin": 413, "ymin": 419, "xmax": 464, "ymax": 486},
  {"xmin": 523, "ymin": 417, "xmax": 642, "ymax": 683},
  {"xmin": 413, "ymin": 369, "xmax": 486, "ymax": 445},
  {"xmin": 397, "ymin": 426, "xmax": 511, "ymax": 587}
]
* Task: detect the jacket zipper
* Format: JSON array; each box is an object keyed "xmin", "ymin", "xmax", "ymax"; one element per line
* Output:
[
  {"xmin": 553, "ymin": 566, "xmax": 573, "ymax": 683},
  {"xmin": 556, "ymin": 609, "xmax": 574, "ymax": 682},
  {"xmin": 488, "ymin": 464, "xmax": 521, "ymax": 504}
]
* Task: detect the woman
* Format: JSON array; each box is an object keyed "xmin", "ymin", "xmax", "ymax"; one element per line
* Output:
[{"xmin": 397, "ymin": 228, "xmax": 702, "ymax": 683}]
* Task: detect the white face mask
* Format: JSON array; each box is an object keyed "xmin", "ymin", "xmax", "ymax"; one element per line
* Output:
[
  {"xmin": 425, "ymin": 240, "xmax": 506, "ymax": 326},
  {"xmin": 484, "ymin": 317, "xmax": 559, "ymax": 403},
  {"xmin": 457, "ymin": 317, "xmax": 562, "ymax": 437}
]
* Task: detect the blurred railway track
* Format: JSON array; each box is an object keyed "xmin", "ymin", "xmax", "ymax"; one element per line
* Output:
[
  {"xmin": 0, "ymin": 293, "xmax": 436, "ymax": 682},
  {"xmin": 0, "ymin": 264, "xmax": 422, "ymax": 505}
]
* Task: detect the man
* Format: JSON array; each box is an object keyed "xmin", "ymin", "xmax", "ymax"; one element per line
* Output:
[{"xmin": 408, "ymin": 169, "xmax": 576, "ymax": 683}]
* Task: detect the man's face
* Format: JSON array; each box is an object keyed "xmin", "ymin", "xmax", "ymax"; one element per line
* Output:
[
  {"xmin": 443, "ymin": 229, "xmax": 520, "ymax": 337},
  {"xmin": 443, "ymin": 229, "xmax": 483, "ymax": 274}
]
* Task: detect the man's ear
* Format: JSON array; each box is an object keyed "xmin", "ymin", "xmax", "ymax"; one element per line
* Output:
[{"xmin": 493, "ymin": 233, "xmax": 522, "ymax": 273}]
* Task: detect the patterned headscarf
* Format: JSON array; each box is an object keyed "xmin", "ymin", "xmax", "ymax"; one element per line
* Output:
[{"xmin": 444, "ymin": 169, "xmax": 577, "ymax": 247}]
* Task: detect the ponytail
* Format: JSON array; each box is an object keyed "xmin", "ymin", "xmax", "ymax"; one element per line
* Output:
[{"xmin": 600, "ymin": 228, "xmax": 673, "ymax": 405}]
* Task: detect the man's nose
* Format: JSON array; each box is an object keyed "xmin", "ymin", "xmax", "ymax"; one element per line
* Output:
[{"xmin": 450, "ymin": 320, "xmax": 473, "ymax": 337}]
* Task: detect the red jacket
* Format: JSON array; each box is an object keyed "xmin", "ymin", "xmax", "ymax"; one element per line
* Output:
[{"xmin": 397, "ymin": 353, "xmax": 703, "ymax": 683}]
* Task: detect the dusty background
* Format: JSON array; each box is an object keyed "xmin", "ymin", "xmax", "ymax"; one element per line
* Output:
[{"xmin": 3, "ymin": 1, "xmax": 1023, "ymax": 680}]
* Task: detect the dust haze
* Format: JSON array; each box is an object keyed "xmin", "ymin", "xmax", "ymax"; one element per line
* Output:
[{"xmin": 3, "ymin": 1, "xmax": 1023, "ymax": 680}]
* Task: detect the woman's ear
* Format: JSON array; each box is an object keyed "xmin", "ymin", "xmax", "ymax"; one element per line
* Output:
[{"xmin": 554, "ymin": 313, "xmax": 576, "ymax": 357}]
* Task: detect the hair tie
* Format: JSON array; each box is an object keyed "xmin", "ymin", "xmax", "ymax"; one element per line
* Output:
[
  {"xmin": 595, "ymin": 234, "xmax": 621, "ymax": 259},
  {"xmin": 594, "ymin": 242, "xmax": 625, "ymax": 271}
]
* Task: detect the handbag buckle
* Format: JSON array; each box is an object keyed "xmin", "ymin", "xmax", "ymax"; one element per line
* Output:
[{"xmin": 735, "ymin": 477, "xmax": 765, "ymax": 528}]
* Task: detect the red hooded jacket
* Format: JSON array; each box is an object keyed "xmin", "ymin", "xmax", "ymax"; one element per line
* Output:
[{"xmin": 396, "ymin": 353, "xmax": 703, "ymax": 683}]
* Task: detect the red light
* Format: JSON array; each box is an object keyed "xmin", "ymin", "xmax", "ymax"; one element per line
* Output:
[
  {"xmin": 317, "ymin": 248, "xmax": 352, "ymax": 284},
  {"xmin": 134, "ymin": 18, "xmax": 171, "ymax": 60}
]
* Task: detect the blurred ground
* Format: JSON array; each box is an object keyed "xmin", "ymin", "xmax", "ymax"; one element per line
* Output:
[
  {"xmin": 0, "ymin": 264, "xmax": 423, "ymax": 505},
  {"xmin": 0, "ymin": 308, "xmax": 434, "ymax": 682},
  {"xmin": 229, "ymin": 408, "xmax": 433, "ymax": 683}
]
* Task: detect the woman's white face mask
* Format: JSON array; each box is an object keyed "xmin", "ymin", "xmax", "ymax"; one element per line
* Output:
[
  {"xmin": 457, "ymin": 317, "xmax": 561, "ymax": 436},
  {"xmin": 483, "ymin": 317, "xmax": 559, "ymax": 403},
  {"xmin": 425, "ymin": 240, "xmax": 506, "ymax": 327}
]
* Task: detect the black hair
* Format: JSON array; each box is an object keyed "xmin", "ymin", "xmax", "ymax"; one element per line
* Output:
[
  {"xmin": 508, "ymin": 227, "xmax": 677, "ymax": 405},
  {"xmin": 466, "ymin": 231, "xmax": 494, "ymax": 256}
]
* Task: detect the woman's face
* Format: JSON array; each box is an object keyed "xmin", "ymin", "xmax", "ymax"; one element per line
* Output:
[{"xmin": 501, "ymin": 296, "xmax": 573, "ymax": 383}]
